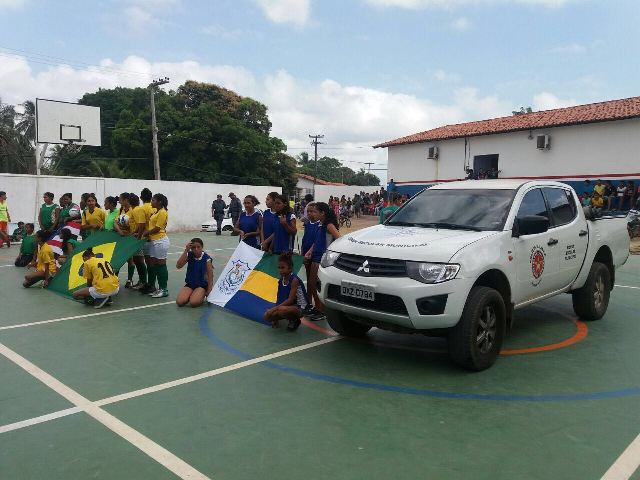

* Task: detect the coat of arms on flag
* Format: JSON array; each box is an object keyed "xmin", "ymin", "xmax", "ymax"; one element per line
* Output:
[{"xmin": 208, "ymin": 242, "xmax": 304, "ymax": 324}]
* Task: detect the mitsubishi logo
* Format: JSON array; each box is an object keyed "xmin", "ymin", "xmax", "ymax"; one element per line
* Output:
[{"xmin": 357, "ymin": 260, "xmax": 370, "ymax": 274}]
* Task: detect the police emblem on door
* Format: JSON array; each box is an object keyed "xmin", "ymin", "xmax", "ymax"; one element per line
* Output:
[{"xmin": 530, "ymin": 246, "xmax": 546, "ymax": 286}]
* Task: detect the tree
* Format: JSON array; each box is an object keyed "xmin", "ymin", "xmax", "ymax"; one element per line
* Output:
[
  {"xmin": 0, "ymin": 97, "xmax": 34, "ymax": 174},
  {"xmin": 296, "ymin": 153, "xmax": 380, "ymax": 186},
  {"xmin": 46, "ymin": 82, "xmax": 295, "ymax": 189}
]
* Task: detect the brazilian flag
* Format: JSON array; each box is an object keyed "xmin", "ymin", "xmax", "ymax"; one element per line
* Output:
[{"xmin": 48, "ymin": 231, "xmax": 144, "ymax": 298}]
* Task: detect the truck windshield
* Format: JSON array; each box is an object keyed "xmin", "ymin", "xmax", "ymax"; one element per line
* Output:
[{"xmin": 387, "ymin": 189, "xmax": 516, "ymax": 231}]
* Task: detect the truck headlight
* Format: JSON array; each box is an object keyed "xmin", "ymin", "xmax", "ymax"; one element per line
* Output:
[
  {"xmin": 320, "ymin": 250, "xmax": 340, "ymax": 268},
  {"xmin": 406, "ymin": 262, "xmax": 460, "ymax": 284}
]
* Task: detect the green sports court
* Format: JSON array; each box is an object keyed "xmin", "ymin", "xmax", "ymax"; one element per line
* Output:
[{"xmin": 1, "ymin": 232, "xmax": 639, "ymax": 480}]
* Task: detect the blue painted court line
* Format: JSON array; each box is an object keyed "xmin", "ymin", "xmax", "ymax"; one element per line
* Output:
[{"xmin": 198, "ymin": 306, "xmax": 640, "ymax": 403}]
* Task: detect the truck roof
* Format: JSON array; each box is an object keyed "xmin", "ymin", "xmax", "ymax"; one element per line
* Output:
[{"xmin": 429, "ymin": 179, "xmax": 572, "ymax": 190}]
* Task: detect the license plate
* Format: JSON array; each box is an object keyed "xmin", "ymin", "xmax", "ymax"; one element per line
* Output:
[{"xmin": 341, "ymin": 281, "xmax": 375, "ymax": 301}]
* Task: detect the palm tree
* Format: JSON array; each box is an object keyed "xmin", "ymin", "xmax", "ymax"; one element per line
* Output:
[{"xmin": 15, "ymin": 100, "xmax": 35, "ymax": 143}]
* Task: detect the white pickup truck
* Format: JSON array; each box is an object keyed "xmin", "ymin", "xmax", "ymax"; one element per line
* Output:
[{"xmin": 318, "ymin": 180, "xmax": 630, "ymax": 371}]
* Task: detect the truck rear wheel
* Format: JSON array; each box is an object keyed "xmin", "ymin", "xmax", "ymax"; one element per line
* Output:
[
  {"xmin": 325, "ymin": 307, "xmax": 372, "ymax": 337},
  {"xmin": 572, "ymin": 261, "xmax": 611, "ymax": 321},
  {"xmin": 448, "ymin": 286, "xmax": 506, "ymax": 371}
]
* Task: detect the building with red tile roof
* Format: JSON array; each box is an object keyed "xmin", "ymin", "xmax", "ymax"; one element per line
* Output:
[{"xmin": 375, "ymin": 96, "xmax": 640, "ymax": 197}]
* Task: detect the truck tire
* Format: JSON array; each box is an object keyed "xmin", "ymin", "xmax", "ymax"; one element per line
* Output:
[
  {"xmin": 447, "ymin": 286, "xmax": 506, "ymax": 371},
  {"xmin": 325, "ymin": 307, "xmax": 372, "ymax": 337},
  {"xmin": 571, "ymin": 261, "xmax": 611, "ymax": 321}
]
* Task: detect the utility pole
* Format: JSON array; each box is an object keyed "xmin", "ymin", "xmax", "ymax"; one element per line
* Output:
[
  {"xmin": 309, "ymin": 134, "xmax": 324, "ymax": 194},
  {"xmin": 149, "ymin": 77, "xmax": 170, "ymax": 181},
  {"xmin": 364, "ymin": 162, "xmax": 374, "ymax": 186}
]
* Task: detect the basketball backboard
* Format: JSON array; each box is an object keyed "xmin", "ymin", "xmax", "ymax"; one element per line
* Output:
[{"xmin": 36, "ymin": 98, "xmax": 101, "ymax": 146}]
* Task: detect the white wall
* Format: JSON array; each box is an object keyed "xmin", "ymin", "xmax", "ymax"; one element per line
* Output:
[
  {"xmin": 387, "ymin": 117, "xmax": 640, "ymax": 184},
  {"xmin": 0, "ymin": 173, "xmax": 281, "ymax": 231},
  {"xmin": 314, "ymin": 184, "xmax": 381, "ymax": 202}
]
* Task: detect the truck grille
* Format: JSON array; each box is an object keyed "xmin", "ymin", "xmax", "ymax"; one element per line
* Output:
[
  {"xmin": 334, "ymin": 253, "xmax": 406, "ymax": 277},
  {"xmin": 327, "ymin": 284, "xmax": 408, "ymax": 316}
]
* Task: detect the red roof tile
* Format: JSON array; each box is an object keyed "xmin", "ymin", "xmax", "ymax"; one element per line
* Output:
[
  {"xmin": 374, "ymin": 96, "xmax": 640, "ymax": 148},
  {"xmin": 296, "ymin": 173, "xmax": 346, "ymax": 186}
]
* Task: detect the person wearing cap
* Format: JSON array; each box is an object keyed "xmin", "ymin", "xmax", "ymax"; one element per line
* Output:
[
  {"xmin": 211, "ymin": 194, "xmax": 227, "ymax": 235},
  {"xmin": 228, "ymin": 193, "xmax": 242, "ymax": 236}
]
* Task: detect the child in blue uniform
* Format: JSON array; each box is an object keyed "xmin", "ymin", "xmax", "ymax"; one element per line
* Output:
[
  {"xmin": 175, "ymin": 238, "xmax": 214, "ymax": 307},
  {"xmin": 306, "ymin": 202, "xmax": 340, "ymax": 314},
  {"xmin": 260, "ymin": 191, "xmax": 279, "ymax": 251},
  {"xmin": 264, "ymin": 252, "xmax": 309, "ymax": 331},
  {"xmin": 271, "ymin": 194, "xmax": 297, "ymax": 254},
  {"xmin": 235, "ymin": 195, "xmax": 262, "ymax": 249}
]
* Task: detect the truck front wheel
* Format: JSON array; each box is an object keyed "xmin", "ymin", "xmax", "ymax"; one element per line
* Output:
[
  {"xmin": 571, "ymin": 261, "xmax": 611, "ymax": 321},
  {"xmin": 325, "ymin": 307, "xmax": 372, "ymax": 337},
  {"xmin": 448, "ymin": 286, "xmax": 506, "ymax": 371}
]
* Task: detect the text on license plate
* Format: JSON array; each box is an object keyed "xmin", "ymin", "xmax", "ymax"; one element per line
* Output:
[{"xmin": 341, "ymin": 282, "xmax": 375, "ymax": 301}]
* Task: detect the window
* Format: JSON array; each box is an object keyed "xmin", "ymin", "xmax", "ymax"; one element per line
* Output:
[
  {"xmin": 543, "ymin": 188, "xmax": 577, "ymax": 226},
  {"xmin": 516, "ymin": 189, "xmax": 548, "ymax": 220}
]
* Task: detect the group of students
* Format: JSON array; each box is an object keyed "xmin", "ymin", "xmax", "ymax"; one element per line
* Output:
[
  {"xmin": 230, "ymin": 192, "xmax": 341, "ymax": 330},
  {"xmin": 12, "ymin": 187, "xmax": 171, "ymax": 308},
  {"xmin": 581, "ymin": 179, "xmax": 639, "ymax": 211}
]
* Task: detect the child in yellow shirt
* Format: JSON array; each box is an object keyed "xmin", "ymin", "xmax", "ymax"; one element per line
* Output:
[
  {"xmin": 72, "ymin": 247, "xmax": 121, "ymax": 309},
  {"xmin": 23, "ymin": 230, "xmax": 57, "ymax": 288},
  {"xmin": 80, "ymin": 193, "xmax": 105, "ymax": 240}
]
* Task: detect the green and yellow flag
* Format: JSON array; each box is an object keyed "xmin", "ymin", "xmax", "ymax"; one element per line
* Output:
[{"xmin": 48, "ymin": 231, "xmax": 144, "ymax": 298}]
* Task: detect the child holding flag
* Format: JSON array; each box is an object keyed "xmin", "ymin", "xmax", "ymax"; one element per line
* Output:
[
  {"xmin": 264, "ymin": 252, "xmax": 309, "ymax": 331},
  {"xmin": 72, "ymin": 248, "xmax": 120, "ymax": 309},
  {"xmin": 23, "ymin": 230, "xmax": 57, "ymax": 288}
]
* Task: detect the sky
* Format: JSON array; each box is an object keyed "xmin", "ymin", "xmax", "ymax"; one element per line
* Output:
[{"xmin": 0, "ymin": 0, "xmax": 638, "ymax": 176}]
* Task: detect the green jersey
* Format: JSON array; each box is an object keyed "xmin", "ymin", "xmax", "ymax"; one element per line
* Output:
[
  {"xmin": 20, "ymin": 234, "xmax": 36, "ymax": 255},
  {"xmin": 379, "ymin": 205, "xmax": 400, "ymax": 224},
  {"xmin": 40, "ymin": 203, "xmax": 58, "ymax": 230},
  {"xmin": 104, "ymin": 209, "xmax": 118, "ymax": 231}
]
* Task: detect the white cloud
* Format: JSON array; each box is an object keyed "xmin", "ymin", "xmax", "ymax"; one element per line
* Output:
[
  {"xmin": 451, "ymin": 16, "xmax": 471, "ymax": 30},
  {"xmin": 0, "ymin": 54, "xmax": 519, "ymax": 171},
  {"xmin": 433, "ymin": 69, "xmax": 461, "ymax": 83},
  {"xmin": 118, "ymin": 0, "xmax": 182, "ymax": 33},
  {"xmin": 532, "ymin": 92, "xmax": 578, "ymax": 110},
  {"xmin": 0, "ymin": 0, "xmax": 26, "ymax": 10},
  {"xmin": 363, "ymin": 0, "xmax": 571, "ymax": 9},
  {"xmin": 254, "ymin": 0, "xmax": 310, "ymax": 26},
  {"xmin": 551, "ymin": 42, "xmax": 587, "ymax": 54}
]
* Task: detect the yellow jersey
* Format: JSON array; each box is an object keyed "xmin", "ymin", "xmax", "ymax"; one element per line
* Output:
[
  {"xmin": 131, "ymin": 206, "xmax": 147, "ymax": 234},
  {"xmin": 148, "ymin": 208, "xmax": 168, "ymax": 240},
  {"xmin": 83, "ymin": 256, "xmax": 119, "ymax": 294},
  {"xmin": 591, "ymin": 196, "xmax": 604, "ymax": 208},
  {"xmin": 36, "ymin": 243, "xmax": 57, "ymax": 274},
  {"xmin": 141, "ymin": 202, "xmax": 156, "ymax": 229},
  {"xmin": 82, "ymin": 208, "xmax": 105, "ymax": 229}
]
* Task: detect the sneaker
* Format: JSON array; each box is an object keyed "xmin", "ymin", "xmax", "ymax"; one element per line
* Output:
[
  {"xmin": 151, "ymin": 289, "xmax": 169, "ymax": 298},
  {"xmin": 106, "ymin": 297, "xmax": 113, "ymax": 306},
  {"xmin": 125, "ymin": 280, "xmax": 133, "ymax": 289},
  {"xmin": 148, "ymin": 289, "xmax": 160, "ymax": 296},
  {"xmin": 94, "ymin": 297, "xmax": 110, "ymax": 309},
  {"xmin": 139, "ymin": 285, "xmax": 155, "ymax": 294},
  {"xmin": 286, "ymin": 318, "xmax": 301, "ymax": 331},
  {"xmin": 84, "ymin": 297, "xmax": 95, "ymax": 306},
  {"xmin": 132, "ymin": 282, "xmax": 144, "ymax": 290}
]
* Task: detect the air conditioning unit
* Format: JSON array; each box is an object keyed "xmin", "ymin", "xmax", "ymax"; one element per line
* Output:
[
  {"xmin": 536, "ymin": 134, "xmax": 551, "ymax": 150},
  {"xmin": 427, "ymin": 146, "xmax": 439, "ymax": 159}
]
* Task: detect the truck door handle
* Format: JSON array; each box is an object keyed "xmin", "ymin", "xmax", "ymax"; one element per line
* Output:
[
  {"xmin": 547, "ymin": 238, "xmax": 558, "ymax": 246},
  {"xmin": 579, "ymin": 230, "xmax": 588, "ymax": 237}
]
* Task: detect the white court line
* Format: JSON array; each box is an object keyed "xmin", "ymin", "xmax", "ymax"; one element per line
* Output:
[
  {"xmin": 601, "ymin": 433, "xmax": 640, "ymax": 480},
  {"xmin": 0, "ymin": 407, "xmax": 82, "ymax": 434},
  {"xmin": 615, "ymin": 284, "xmax": 640, "ymax": 290},
  {"xmin": 0, "ymin": 342, "xmax": 210, "ymax": 480},
  {"xmin": 0, "ymin": 264, "xmax": 14, "ymax": 268},
  {"xmin": 0, "ymin": 301, "xmax": 174, "ymax": 331},
  {"xmin": 0, "ymin": 336, "xmax": 341, "ymax": 435}
]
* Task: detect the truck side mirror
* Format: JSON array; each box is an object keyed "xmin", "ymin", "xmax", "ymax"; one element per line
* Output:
[{"xmin": 513, "ymin": 215, "xmax": 550, "ymax": 237}]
